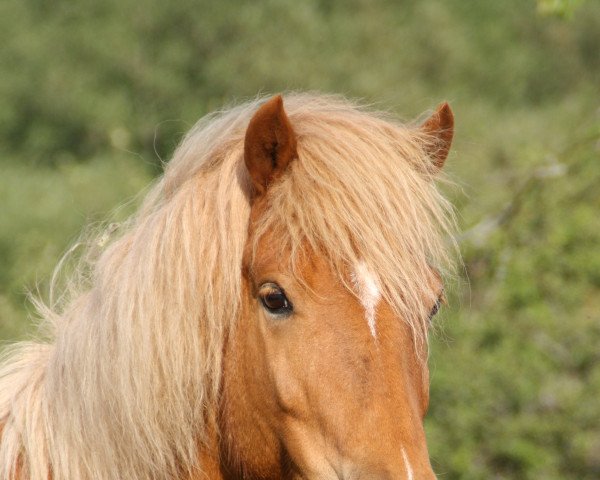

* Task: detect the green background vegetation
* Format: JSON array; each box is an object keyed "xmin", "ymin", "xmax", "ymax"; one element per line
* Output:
[{"xmin": 1, "ymin": 0, "xmax": 599, "ymax": 478}]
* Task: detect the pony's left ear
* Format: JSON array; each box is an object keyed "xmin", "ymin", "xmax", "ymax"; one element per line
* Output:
[
  {"xmin": 420, "ymin": 102, "xmax": 454, "ymax": 171},
  {"xmin": 244, "ymin": 95, "xmax": 297, "ymax": 198}
]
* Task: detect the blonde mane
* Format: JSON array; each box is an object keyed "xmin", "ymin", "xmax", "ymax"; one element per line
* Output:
[{"xmin": 0, "ymin": 93, "xmax": 456, "ymax": 480}]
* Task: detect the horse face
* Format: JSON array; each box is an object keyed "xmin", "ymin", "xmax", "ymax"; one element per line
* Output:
[
  {"xmin": 223, "ymin": 229, "xmax": 440, "ymax": 479},
  {"xmin": 218, "ymin": 96, "xmax": 453, "ymax": 479}
]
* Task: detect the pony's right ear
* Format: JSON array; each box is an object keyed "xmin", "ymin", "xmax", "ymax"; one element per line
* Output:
[
  {"xmin": 420, "ymin": 102, "xmax": 454, "ymax": 171},
  {"xmin": 244, "ymin": 95, "xmax": 297, "ymax": 198}
]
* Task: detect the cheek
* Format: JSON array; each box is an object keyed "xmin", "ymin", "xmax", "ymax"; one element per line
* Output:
[
  {"xmin": 268, "ymin": 342, "xmax": 311, "ymax": 417},
  {"xmin": 230, "ymin": 279, "xmax": 286, "ymax": 415},
  {"xmin": 237, "ymin": 285, "xmax": 314, "ymax": 418},
  {"xmin": 264, "ymin": 308, "xmax": 375, "ymax": 418},
  {"xmin": 257, "ymin": 312, "xmax": 324, "ymax": 417}
]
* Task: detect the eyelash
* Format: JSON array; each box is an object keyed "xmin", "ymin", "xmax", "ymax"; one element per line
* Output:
[
  {"xmin": 429, "ymin": 293, "xmax": 444, "ymax": 322},
  {"xmin": 430, "ymin": 298, "xmax": 441, "ymax": 318}
]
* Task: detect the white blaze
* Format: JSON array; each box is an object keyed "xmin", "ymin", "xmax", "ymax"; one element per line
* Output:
[
  {"xmin": 351, "ymin": 262, "xmax": 381, "ymax": 339},
  {"xmin": 402, "ymin": 448, "xmax": 414, "ymax": 480}
]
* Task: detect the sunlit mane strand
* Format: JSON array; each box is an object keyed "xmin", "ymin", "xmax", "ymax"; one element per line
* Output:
[{"xmin": 0, "ymin": 93, "xmax": 456, "ymax": 480}]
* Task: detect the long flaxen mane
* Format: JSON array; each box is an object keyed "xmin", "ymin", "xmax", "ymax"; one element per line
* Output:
[{"xmin": 0, "ymin": 93, "xmax": 456, "ymax": 480}]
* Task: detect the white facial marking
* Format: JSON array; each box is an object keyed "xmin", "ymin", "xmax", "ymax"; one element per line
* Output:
[
  {"xmin": 402, "ymin": 448, "xmax": 414, "ymax": 480},
  {"xmin": 351, "ymin": 262, "xmax": 381, "ymax": 339}
]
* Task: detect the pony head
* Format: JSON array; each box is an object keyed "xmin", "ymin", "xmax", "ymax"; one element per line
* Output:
[
  {"xmin": 0, "ymin": 94, "xmax": 456, "ymax": 480},
  {"xmin": 219, "ymin": 95, "xmax": 455, "ymax": 478}
]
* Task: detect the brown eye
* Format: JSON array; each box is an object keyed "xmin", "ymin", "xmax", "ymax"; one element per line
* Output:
[{"xmin": 259, "ymin": 283, "xmax": 293, "ymax": 316}]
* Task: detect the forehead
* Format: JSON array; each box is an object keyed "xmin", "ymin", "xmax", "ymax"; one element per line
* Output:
[
  {"xmin": 246, "ymin": 200, "xmax": 443, "ymax": 290},
  {"xmin": 244, "ymin": 227, "xmax": 330, "ymax": 288}
]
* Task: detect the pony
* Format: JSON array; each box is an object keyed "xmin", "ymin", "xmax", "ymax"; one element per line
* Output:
[{"xmin": 0, "ymin": 93, "xmax": 456, "ymax": 479}]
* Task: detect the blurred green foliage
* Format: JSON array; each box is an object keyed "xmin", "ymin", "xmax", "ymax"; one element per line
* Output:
[
  {"xmin": 0, "ymin": 0, "xmax": 598, "ymax": 478},
  {"xmin": 537, "ymin": 0, "xmax": 586, "ymax": 18}
]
